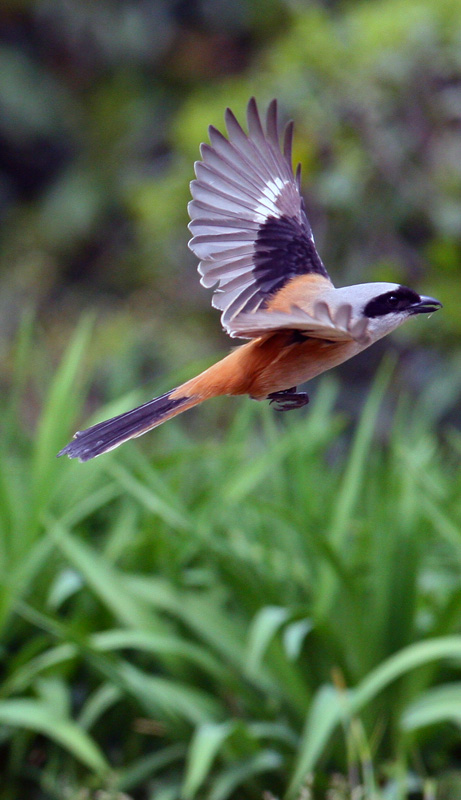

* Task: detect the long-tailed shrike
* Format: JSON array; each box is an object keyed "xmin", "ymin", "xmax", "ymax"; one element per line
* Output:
[{"xmin": 59, "ymin": 98, "xmax": 442, "ymax": 461}]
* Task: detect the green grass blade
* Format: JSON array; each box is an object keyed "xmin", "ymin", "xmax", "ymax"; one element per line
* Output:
[
  {"xmin": 4, "ymin": 309, "xmax": 36, "ymax": 438},
  {"xmin": 1, "ymin": 644, "xmax": 77, "ymax": 698},
  {"xmin": 116, "ymin": 744, "xmax": 186, "ymax": 792},
  {"xmin": 287, "ymin": 637, "xmax": 461, "ymax": 797},
  {"xmin": 182, "ymin": 721, "xmax": 236, "ymax": 799},
  {"xmin": 116, "ymin": 662, "xmax": 222, "ymax": 724},
  {"xmin": 350, "ymin": 637, "xmax": 461, "ymax": 714},
  {"xmin": 402, "ymin": 683, "xmax": 461, "ymax": 731},
  {"xmin": 31, "ymin": 317, "xmax": 94, "ymax": 518},
  {"xmin": 286, "ymin": 685, "xmax": 343, "ymax": 798},
  {"xmin": 106, "ymin": 462, "xmax": 192, "ymax": 532},
  {"xmin": 77, "ymin": 683, "xmax": 122, "ymax": 730},
  {"xmin": 208, "ymin": 750, "xmax": 283, "ymax": 800},
  {"xmin": 245, "ymin": 606, "xmax": 289, "ymax": 672},
  {"xmin": 51, "ymin": 523, "xmax": 162, "ymax": 630},
  {"xmin": 91, "ymin": 628, "xmax": 229, "ymax": 680},
  {"xmin": 0, "ymin": 699, "xmax": 109, "ymax": 775},
  {"xmin": 315, "ymin": 357, "xmax": 395, "ymax": 619}
]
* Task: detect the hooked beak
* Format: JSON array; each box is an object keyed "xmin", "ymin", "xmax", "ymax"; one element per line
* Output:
[{"xmin": 409, "ymin": 295, "xmax": 443, "ymax": 315}]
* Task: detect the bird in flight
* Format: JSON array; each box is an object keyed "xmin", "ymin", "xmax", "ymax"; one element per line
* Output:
[{"xmin": 58, "ymin": 98, "xmax": 441, "ymax": 461}]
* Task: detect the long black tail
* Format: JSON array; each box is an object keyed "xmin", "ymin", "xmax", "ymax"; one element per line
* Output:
[{"xmin": 57, "ymin": 389, "xmax": 197, "ymax": 462}]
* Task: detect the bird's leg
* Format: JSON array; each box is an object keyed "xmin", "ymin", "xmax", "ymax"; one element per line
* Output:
[{"xmin": 267, "ymin": 387, "xmax": 310, "ymax": 411}]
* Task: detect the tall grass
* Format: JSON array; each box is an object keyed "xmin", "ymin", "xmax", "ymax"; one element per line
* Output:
[{"xmin": 1, "ymin": 318, "xmax": 461, "ymax": 800}]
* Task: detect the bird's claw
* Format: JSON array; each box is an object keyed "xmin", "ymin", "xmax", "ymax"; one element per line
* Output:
[{"xmin": 268, "ymin": 388, "xmax": 310, "ymax": 411}]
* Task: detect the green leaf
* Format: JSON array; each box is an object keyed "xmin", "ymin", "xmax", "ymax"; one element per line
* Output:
[
  {"xmin": 51, "ymin": 524, "xmax": 160, "ymax": 630},
  {"xmin": 35, "ymin": 676, "xmax": 70, "ymax": 718},
  {"xmin": 245, "ymin": 606, "xmax": 289, "ymax": 672},
  {"xmin": 402, "ymin": 683, "xmax": 461, "ymax": 731},
  {"xmin": 315, "ymin": 357, "xmax": 395, "ymax": 619},
  {"xmin": 223, "ymin": 380, "xmax": 338, "ymax": 503},
  {"xmin": 1, "ymin": 644, "xmax": 77, "ymax": 698},
  {"xmin": 0, "ymin": 699, "xmax": 109, "ymax": 775},
  {"xmin": 287, "ymin": 685, "xmax": 342, "ymax": 798},
  {"xmin": 209, "ymin": 750, "xmax": 283, "ymax": 800},
  {"xmin": 31, "ymin": 317, "xmax": 94, "ymax": 517},
  {"xmin": 124, "ymin": 576, "xmax": 278, "ymax": 694},
  {"xmin": 351, "ymin": 637, "xmax": 461, "ymax": 713},
  {"xmin": 116, "ymin": 744, "xmax": 186, "ymax": 792},
  {"xmin": 78, "ymin": 683, "xmax": 122, "ymax": 730},
  {"xmin": 116, "ymin": 662, "xmax": 221, "ymax": 724},
  {"xmin": 283, "ymin": 619, "xmax": 313, "ymax": 661},
  {"xmin": 182, "ymin": 721, "xmax": 236, "ymax": 799},
  {"xmin": 92, "ymin": 628, "xmax": 228, "ymax": 680},
  {"xmin": 106, "ymin": 462, "xmax": 192, "ymax": 532},
  {"xmin": 287, "ymin": 636, "xmax": 461, "ymax": 798}
]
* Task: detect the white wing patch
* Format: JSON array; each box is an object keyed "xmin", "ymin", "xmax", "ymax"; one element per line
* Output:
[{"xmin": 253, "ymin": 177, "xmax": 290, "ymax": 220}]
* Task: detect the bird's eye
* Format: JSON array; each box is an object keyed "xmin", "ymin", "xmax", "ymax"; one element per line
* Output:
[{"xmin": 364, "ymin": 286, "xmax": 421, "ymax": 318}]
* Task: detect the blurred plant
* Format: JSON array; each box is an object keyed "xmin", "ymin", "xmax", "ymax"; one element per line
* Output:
[{"xmin": 1, "ymin": 318, "xmax": 461, "ymax": 799}]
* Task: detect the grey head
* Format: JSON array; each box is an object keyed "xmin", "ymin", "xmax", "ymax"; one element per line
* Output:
[{"xmin": 319, "ymin": 282, "xmax": 442, "ymax": 345}]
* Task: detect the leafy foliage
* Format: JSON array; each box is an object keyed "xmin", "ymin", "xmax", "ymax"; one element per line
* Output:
[{"xmin": 1, "ymin": 320, "xmax": 461, "ymax": 799}]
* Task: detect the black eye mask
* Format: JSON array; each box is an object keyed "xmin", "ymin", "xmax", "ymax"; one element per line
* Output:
[{"xmin": 364, "ymin": 286, "xmax": 421, "ymax": 318}]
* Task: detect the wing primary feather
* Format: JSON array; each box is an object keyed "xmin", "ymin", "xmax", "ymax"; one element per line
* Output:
[
  {"xmin": 283, "ymin": 120, "xmax": 294, "ymax": 166},
  {"xmin": 265, "ymin": 99, "xmax": 279, "ymax": 146},
  {"xmin": 200, "ymin": 255, "xmax": 255, "ymax": 277},
  {"xmin": 199, "ymin": 144, "xmax": 264, "ymax": 193},
  {"xmin": 247, "ymin": 98, "xmax": 291, "ymax": 184},
  {"xmin": 224, "ymin": 108, "xmax": 279, "ymax": 179},
  {"xmin": 189, "ymin": 215, "xmax": 261, "ymax": 233},
  {"xmin": 193, "ymin": 165, "xmax": 281, "ymax": 215},
  {"xmin": 187, "ymin": 98, "xmax": 333, "ymax": 337},
  {"xmin": 208, "ymin": 123, "xmax": 276, "ymax": 184},
  {"xmin": 190, "ymin": 191, "xmax": 256, "ymax": 219},
  {"xmin": 191, "ymin": 232, "xmax": 254, "ymax": 245},
  {"xmin": 195, "ymin": 161, "xmax": 279, "ymax": 209},
  {"xmin": 189, "ymin": 195, "xmax": 265, "ymax": 222},
  {"xmin": 188, "ymin": 200, "xmax": 261, "ymax": 225},
  {"xmin": 296, "ymin": 163, "xmax": 302, "ymax": 189},
  {"xmin": 200, "ymin": 266, "xmax": 251, "ymax": 288},
  {"xmin": 246, "ymin": 97, "xmax": 266, "ymax": 147},
  {"xmin": 225, "ymin": 106, "xmax": 247, "ymax": 139}
]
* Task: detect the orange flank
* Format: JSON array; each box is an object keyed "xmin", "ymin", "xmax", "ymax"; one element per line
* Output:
[{"xmin": 171, "ymin": 330, "xmax": 353, "ymax": 402}]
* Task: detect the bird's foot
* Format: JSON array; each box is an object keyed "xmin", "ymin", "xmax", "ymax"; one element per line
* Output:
[{"xmin": 268, "ymin": 387, "xmax": 310, "ymax": 411}]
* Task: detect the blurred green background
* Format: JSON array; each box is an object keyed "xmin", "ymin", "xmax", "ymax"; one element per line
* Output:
[
  {"xmin": 1, "ymin": 0, "xmax": 460, "ymax": 416},
  {"xmin": 1, "ymin": 1, "xmax": 461, "ymax": 799}
]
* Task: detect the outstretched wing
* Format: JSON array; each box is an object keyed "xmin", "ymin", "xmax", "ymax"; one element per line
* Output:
[
  {"xmin": 188, "ymin": 98, "xmax": 333, "ymax": 339},
  {"xmin": 229, "ymin": 301, "xmax": 371, "ymax": 345}
]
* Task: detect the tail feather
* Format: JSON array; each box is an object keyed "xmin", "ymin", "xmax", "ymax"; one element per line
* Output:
[{"xmin": 57, "ymin": 389, "xmax": 197, "ymax": 462}]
